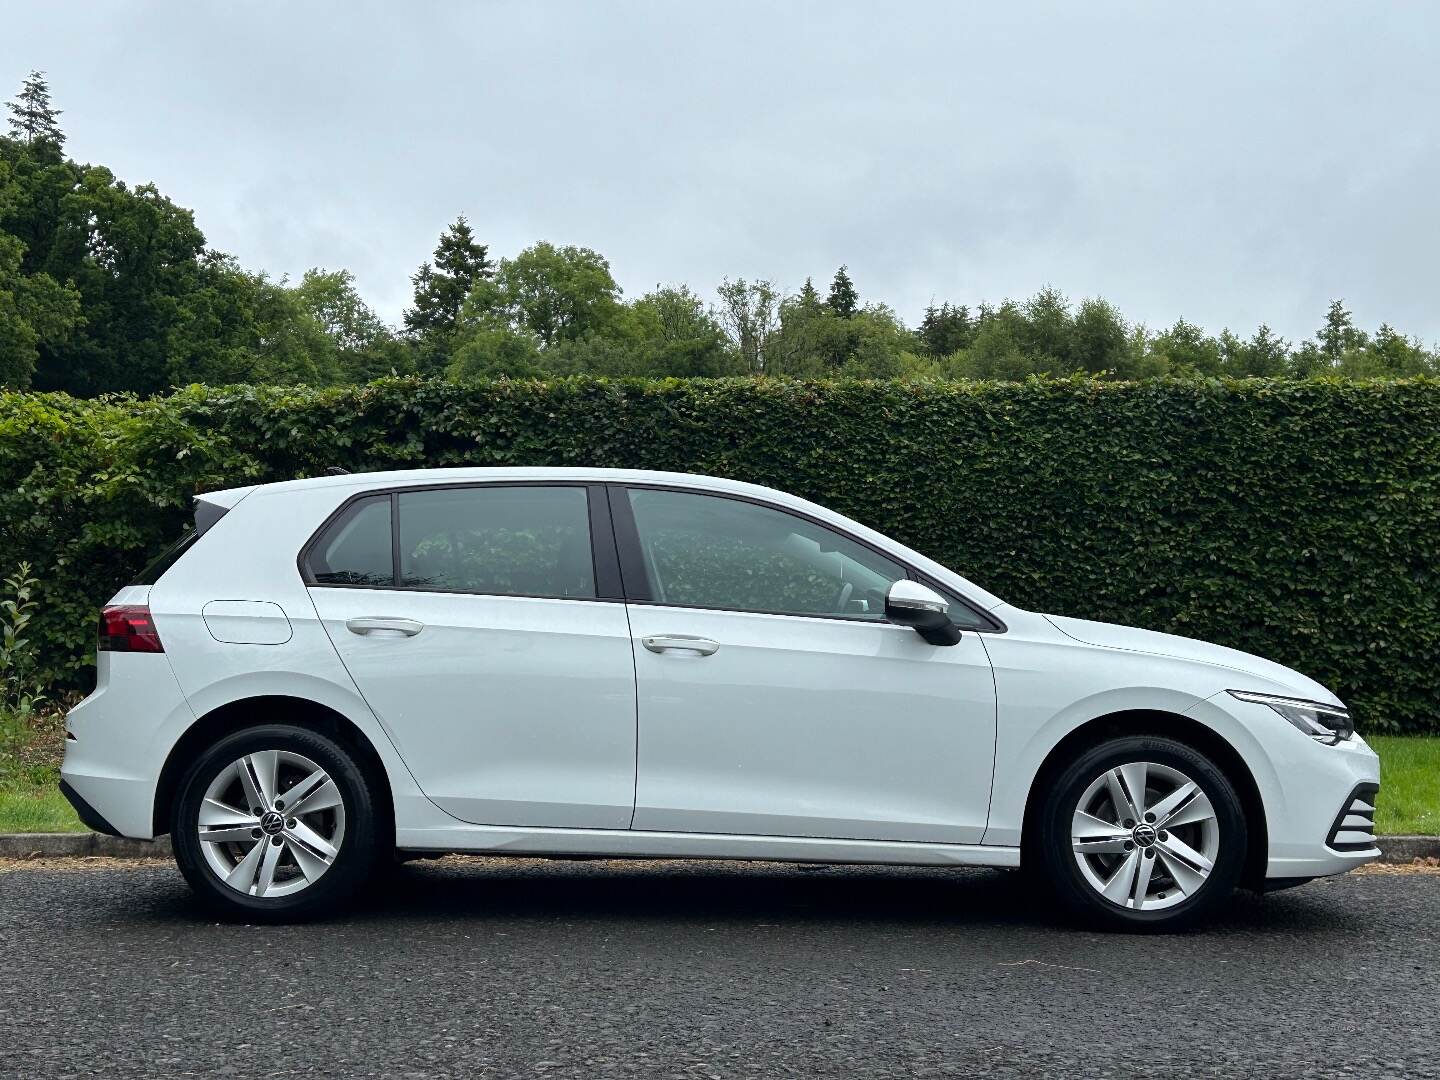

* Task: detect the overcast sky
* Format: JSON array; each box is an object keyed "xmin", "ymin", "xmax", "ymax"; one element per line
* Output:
[{"xmin": 6, "ymin": 1, "xmax": 1438, "ymax": 343}]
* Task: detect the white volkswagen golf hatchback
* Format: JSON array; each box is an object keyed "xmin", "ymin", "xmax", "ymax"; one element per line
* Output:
[{"xmin": 60, "ymin": 468, "xmax": 1380, "ymax": 928}]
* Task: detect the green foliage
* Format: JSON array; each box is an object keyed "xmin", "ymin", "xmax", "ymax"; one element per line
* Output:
[
  {"xmin": 0, "ymin": 561, "xmax": 45, "ymax": 750},
  {"xmin": 1368, "ymin": 736, "xmax": 1440, "ymax": 836},
  {"xmin": 626, "ymin": 285, "xmax": 741, "ymax": 377},
  {"xmin": 913, "ymin": 289, "xmax": 1440, "ymax": 383},
  {"xmin": 487, "ymin": 242, "xmax": 623, "ymax": 347},
  {"xmin": 0, "ymin": 229, "xmax": 82, "ymax": 388},
  {"xmin": 294, "ymin": 268, "xmax": 413, "ymax": 382},
  {"xmin": 918, "ymin": 302, "xmax": 974, "ymax": 357},
  {"xmin": 2, "ymin": 377, "xmax": 1437, "ymax": 736}
]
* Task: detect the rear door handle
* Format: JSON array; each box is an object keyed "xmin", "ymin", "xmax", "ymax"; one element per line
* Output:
[
  {"xmin": 346, "ymin": 617, "xmax": 424, "ymax": 637},
  {"xmin": 641, "ymin": 635, "xmax": 720, "ymax": 656}
]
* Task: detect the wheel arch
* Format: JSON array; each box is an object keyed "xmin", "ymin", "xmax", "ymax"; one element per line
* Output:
[
  {"xmin": 1018, "ymin": 709, "xmax": 1269, "ymax": 889},
  {"xmin": 152, "ymin": 694, "xmax": 395, "ymax": 845}
]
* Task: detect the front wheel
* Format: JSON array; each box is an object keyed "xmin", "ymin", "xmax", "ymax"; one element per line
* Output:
[
  {"xmin": 1035, "ymin": 735, "xmax": 1248, "ymax": 931},
  {"xmin": 171, "ymin": 725, "xmax": 380, "ymax": 920}
]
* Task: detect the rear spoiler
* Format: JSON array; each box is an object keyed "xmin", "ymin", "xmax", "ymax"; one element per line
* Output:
[{"xmin": 195, "ymin": 485, "xmax": 256, "ymax": 535}]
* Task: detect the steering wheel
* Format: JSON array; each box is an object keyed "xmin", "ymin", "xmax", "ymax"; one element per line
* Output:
[{"xmin": 833, "ymin": 580, "xmax": 854, "ymax": 613}]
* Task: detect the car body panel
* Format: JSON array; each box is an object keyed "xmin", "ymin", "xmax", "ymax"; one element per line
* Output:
[
  {"xmin": 628, "ymin": 603, "xmax": 997, "ymax": 843},
  {"xmin": 311, "ymin": 588, "xmax": 639, "ymax": 829}
]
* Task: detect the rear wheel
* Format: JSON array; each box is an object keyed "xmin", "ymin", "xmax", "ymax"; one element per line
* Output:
[
  {"xmin": 171, "ymin": 725, "xmax": 380, "ymax": 920},
  {"xmin": 1036, "ymin": 735, "xmax": 1247, "ymax": 931}
]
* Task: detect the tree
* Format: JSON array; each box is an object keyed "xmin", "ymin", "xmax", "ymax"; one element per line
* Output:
[
  {"xmin": 167, "ymin": 255, "xmax": 339, "ymax": 387},
  {"xmin": 629, "ymin": 285, "xmax": 740, "ymax": 376},
  {"xmin": 1222, "ymin": 324, "xmax": 1289, "ymax": 377},
  {"xmin": 1363, "ymin": 324, "xmax": 1436, "ymax": 376},
  {"xmin": 0, "ymin": 232, "xmax": 82, "ymax": 388},
  {"xmin": 1020, "ymin": 286, "xmax": 1071, "ymax": 364},
  {"xmin": 943, "ymin": 301, "xmax": 1045, "ymax": 380},
  {"xmin": 826, "ymin": 265, "xmax": 858, "ymax": 319},
  {"xmin": 295, "ymin": 268, "xmax": 412, "ymax": 381},
  {"xmin": 1317, "ymin": 299, "xmax": 1366, "ymax": 364},
  {"xmin": 766, "ymin": 281, "xmax": 829, "ymax": 375},
  {"xmin": 1068, "ymin": 297, "xmax": 1131, "ymax": 373},
  {"xmin": 469, "ymin": 241, "xmax": 623, "ymax": 347},
  {"xmin": 796, "ymin": 277, "xmax": 822, "ymax": 313},
  {"xmin": 715, "ymin": 277, "xmax": 781, "ymax": 373},
  {"xmin": 33, "ymin": 166, "xmax": 213, "ymax": 394},
  {"xmin": 448, "ymin": 325, "xmax": 541, "ymax": 379},
  {"xmin": 1149, "ymin": 319, "xmax": 1222, "ymax": 376},
  {"xmin": 1291, "ymin": 300, "xmax": 1370, "ymax": 375},
  {"xmin": 918, "ymin": 302, "xmax": 973, "ymax": 357},
  {"xmin": 403, "ymin": 216, "xmax": 491, "ymax": 366},
  {"xmin": 6, "ymin": 72, "xmax": 63, "ymax": 150}
]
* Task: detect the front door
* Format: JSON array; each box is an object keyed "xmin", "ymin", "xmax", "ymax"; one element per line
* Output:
[
  {"xmin": 616, "ymin": 486, "xmax": 997, "ymax": 845},
  {"xmin": 306, "ymin": 483, "xmax": 637, "ymax": 830}
]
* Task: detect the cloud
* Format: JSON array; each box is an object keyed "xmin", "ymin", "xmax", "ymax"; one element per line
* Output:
[{"xmin": 5, "ymin": 0, "xmax": 1437, "ymax": 343}]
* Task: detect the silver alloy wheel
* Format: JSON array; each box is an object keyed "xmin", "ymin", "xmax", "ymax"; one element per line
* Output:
[
  {"xmin": 197, "ymin": 750, "xmax": 346, "ymax": 898},
  {"xmin": 1070, "ymin": 760, "xmax": 1219, "ymax": 911}
]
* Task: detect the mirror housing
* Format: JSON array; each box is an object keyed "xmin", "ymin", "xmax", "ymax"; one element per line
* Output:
[{"xmin": 885, "ymin": 580, "xmax": 962, "ymax": 646}]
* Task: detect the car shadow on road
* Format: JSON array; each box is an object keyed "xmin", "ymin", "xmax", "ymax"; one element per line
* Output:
[
  {"xmin": 102, "ymin": 854, "xmax": 1357, "ymax": 935},
  {"xmin": 307, "ymin": 855, "xmax": 1354, "ymax": 936}
]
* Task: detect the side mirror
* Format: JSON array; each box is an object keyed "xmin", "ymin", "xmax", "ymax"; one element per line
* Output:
[{"xmin": 885, "ymin": 580, "xmax": 962, "ymax": 646}]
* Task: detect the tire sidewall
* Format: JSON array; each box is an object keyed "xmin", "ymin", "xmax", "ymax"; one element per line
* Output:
[
  {"xmin": 171, "ymin": 724, "xmax": 378, "ymax": 921},
  {"xmin": 1039, "ymin": 735, "xmax": 1248, "ymax": 931}
]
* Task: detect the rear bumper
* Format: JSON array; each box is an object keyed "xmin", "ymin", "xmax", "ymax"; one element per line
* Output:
[
  {"xmin": 59, "ymin": 651, "xmax": 195, "ymax": 840},
  {"xmin": 58, "ymin": 778, "xmax": 123, "ymax": 837}
]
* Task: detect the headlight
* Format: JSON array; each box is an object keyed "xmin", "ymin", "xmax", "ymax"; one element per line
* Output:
[{"xmin": 1228, "ymin": 690, "xmax": 1354, "ymax": 745}]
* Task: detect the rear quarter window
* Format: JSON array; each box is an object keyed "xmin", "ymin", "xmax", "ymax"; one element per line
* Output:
[
  {"xmin": 305, "ymin": 495, "xmax": 395, "ymax": 587},
  {"xmin": 130, "ymin": 500, "xmax": 231, "ymax": 585}
]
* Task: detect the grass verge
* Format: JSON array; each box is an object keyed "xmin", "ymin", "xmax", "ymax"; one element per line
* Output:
[{"xmin": 1368, "ymin": 736, "xmax": 1440, "ymax": 837}]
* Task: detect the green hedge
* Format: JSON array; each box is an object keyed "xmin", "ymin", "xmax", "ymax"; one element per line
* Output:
[{"xmin": 2, "ymin": 376, "xmax": 1437, "ymax": 733}]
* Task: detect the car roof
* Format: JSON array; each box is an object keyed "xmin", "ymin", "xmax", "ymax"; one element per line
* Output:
[{"xmin": 202, "ymin": 467, "xmax": 804, "ymax": 507}]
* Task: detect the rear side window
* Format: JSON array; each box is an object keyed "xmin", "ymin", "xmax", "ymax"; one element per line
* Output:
[
  {"xmin": 398, "ymin": 487, "xmax": 594, "ymax": 598},
  {"xmin": 306, "ymin": 495, "xmax": 394, "ymax": 587},
  {"xmin": 303, "ymin": 486, "xmax": 596, "ymax": 599}
]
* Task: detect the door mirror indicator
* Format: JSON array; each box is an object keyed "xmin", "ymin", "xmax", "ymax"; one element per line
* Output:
[{"xmin": 885, "ymin": 580, "xmax": 962, "ymax": 646}]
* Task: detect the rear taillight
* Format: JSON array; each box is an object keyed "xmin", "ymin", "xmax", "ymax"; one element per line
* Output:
[{"xmin": 98, "ymin": 605, "xmax": 164, "ymax": 653}]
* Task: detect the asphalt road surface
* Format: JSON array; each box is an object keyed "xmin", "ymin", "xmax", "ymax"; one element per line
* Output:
[{"xmin": 2, "ymin": 857, "xmax": 1437, "ymax": 1079}]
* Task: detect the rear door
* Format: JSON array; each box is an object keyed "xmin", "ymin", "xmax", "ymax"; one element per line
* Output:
[{"xmin": 306, "ymin": 483, "xmax": 638, "ymax": 830}]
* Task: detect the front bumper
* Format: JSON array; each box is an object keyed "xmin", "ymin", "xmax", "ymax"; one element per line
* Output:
[{"xmin": 1264, "ymin": 735, "xmax": 1382, "ymax": 879}]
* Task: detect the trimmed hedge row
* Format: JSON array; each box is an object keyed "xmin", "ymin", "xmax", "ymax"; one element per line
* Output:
[{"xmin": 2, "ymin": 376, "xmax": 1437, "ymax": 732}]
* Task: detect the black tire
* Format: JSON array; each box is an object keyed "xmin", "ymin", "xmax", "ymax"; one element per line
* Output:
[
  {"xmin": 171, "ymin": 724, "xmax": 380, "ymax": 921},
  {"xmin": 1034, "ymin": 735, "xmax": 1248, "ymax": 932}
]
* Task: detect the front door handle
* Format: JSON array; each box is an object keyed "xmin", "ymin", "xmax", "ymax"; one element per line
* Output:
[
  {"xmin": 346, "ymin": 617, "xmax": 424, "ymax": 637},
  {"xmin": 641, "ymin": 635, "xmax": 720, "ymax": 656}
]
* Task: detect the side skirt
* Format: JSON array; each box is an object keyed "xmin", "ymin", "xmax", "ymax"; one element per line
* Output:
[{"xmin": 396, "ymin": 823, "xmax": 1020, "ymax": 868}]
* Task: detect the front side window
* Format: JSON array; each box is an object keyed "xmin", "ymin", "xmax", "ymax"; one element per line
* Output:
[
  {"xmin": 625, "ymin": 488, "xmax": 904, "ymax": 619},
  {"xmin": 398, "ymin": 486, "xmax": 595, "ymax": 598}
]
